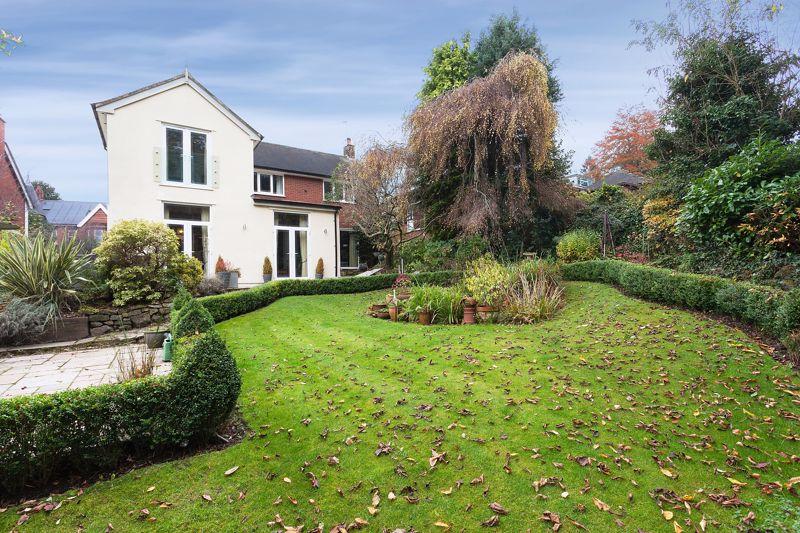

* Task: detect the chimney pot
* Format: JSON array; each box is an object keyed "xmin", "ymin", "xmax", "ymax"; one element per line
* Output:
[{"xmin": 343, "ymin": 138, "xmax": 355, "ymax": 159}]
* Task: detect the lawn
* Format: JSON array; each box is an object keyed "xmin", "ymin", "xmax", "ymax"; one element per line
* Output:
[{"xmin": 3, "ymin": 282, "xmax": 799, "ymax": 531}]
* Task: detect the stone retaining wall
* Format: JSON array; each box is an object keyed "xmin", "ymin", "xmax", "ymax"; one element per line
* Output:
[{"xmin": 88, "ymin": 302, "xmax": 171, "ymax": 336}]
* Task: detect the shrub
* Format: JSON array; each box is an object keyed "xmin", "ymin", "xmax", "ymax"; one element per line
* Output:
[
  {"xmin": 172, "ymin": 298, "xmax": 215, "ymax": 338},
  {"xmin": 573, "ymin": 185, "xmax": 644, "ymax": 245},
  {"xmin": 169, "ymin": 286, "xmax": 193, "ymax": 326},
  {"xmin": 94, "ymin": 220, "xmax": 187, "ymax": 306},
  {"xmin": 174, "ymin": 254, "xmax": 204, "ymax": 293},
  {"xmin": 463, "ymin": 255, "xmax": 509, "ymax": 307},
  {"xmin": 316, "ymin": 258, "xmax": 324, "ymax": 277},
  {"xmin": 406, "ymin": 284, "xmax": 465, "ymax": 324},
  {"xmin": 0, "ymin": 232, "xmax": 91, "ymax": 314},
  {"xmin": 199, "ymin": 270, "xmax": 458, "ymax": 323},
  {"xmin": 562, "ymin": 260, "xmax": 800, "ymax": 349},
  {"xmin": 263, "ymin": 257, "xmax": 272, "ymax": 277},
  {"xmin": 680, "ymin": 137, "xmax": 800, "ymax": 254},
  {"xmin": 556, "ymin": 230, "xmax": 600, "ymax": 263},
  {"xmin": 399, "ymin": 235, "xmax": 489, "ymax": 272},
  {"xmin": 500, "ymin": 271, "xmax": 564, "ymax": 324},
  {"xmin": 195, "ymin": 277, "xmax": 226, "ymax": 297},
  {"xmin": 0, "ymin": 298, "xmax": 52, "ymax": 346},
  {"xmin": 0, "ymin": 329, "xmax": 240, "ymax": 496}
]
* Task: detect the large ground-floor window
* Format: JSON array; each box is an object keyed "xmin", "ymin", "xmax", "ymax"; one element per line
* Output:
[
  {"xmin": 340, "ymin": 230, "xmax": 359, "ymax": 269},
  {"xmin": 164, "ymin": 203, "xmax": 210, "ymax": 272}
]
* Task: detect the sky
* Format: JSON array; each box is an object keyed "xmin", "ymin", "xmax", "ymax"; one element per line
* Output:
[{"xmin": 1, "ymin": 0, "xmax": 679, "ymax": 201}]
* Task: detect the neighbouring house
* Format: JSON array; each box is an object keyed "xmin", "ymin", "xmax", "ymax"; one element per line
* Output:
[
  {"xmin": 36, "ymin": 198, "xmax": 108, "ymax": 244},
  {"xmin": 91, "ymin": 70, "xmax": 362, "ymax": 287},
  {"xmin": 567, "ymin": 169, "xmax": 645, "ymax": 192},
  {"xmin": 0, "ymin": 116, "xmax": 35, "ymax": 234}
]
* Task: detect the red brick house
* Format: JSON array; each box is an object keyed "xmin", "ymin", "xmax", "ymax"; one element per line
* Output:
[
  {"xmin": 37, "ymin": 200, "xmax": 108, "ymax": 244},
  {"xmin": 0, "ymin": 116, "xmax": 36, "ymax": 234}
]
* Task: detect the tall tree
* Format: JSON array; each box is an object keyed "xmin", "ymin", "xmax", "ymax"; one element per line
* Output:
[
  {"xmin": 418, "ymin": 35, "xmax": 475, "ymax": 102},
  {"xmin": 31, "ymin": 180, "xmax": 61, "ymax": 200},
  {"xmin": 584, "ymin": 106, "xmax": 659, "ymax": 180},
  {"xmin": 0, "ymin": 29, "xmax": 22, "ymax": 56},
  {"xmin": 633, "ymin": 0, "xmax": 800, "ymax": 199},
  {"xmin": 408, "ymin": 53, "xmax": 572, "ymax": 246}
]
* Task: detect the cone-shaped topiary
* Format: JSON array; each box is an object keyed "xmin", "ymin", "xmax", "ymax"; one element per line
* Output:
[{"xmin": 172, "ymin": 298, "xmax": 214, "ymax": 338}]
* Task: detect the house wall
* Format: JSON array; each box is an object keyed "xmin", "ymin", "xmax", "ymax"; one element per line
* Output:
[
  {"xmin": 104, "ymin": 83, "xmax": 337, "ymax": 285},
  {"xmin": 0, "ymin": 120, "xmax": 28, "ymax": 232}
]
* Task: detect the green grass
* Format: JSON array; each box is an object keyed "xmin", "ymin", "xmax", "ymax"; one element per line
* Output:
[{"xmin": 4, "ymin": 282, "xmax": 799, "ymax": 532}]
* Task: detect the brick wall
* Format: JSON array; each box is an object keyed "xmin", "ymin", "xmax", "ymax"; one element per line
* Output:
[
  {"xmin": 283, "ymin": 174, "xmax": 324, "ymax": 204},
  {"xmin": 0, "ymin": 119, "xmax": 28, "ymax": 231}
]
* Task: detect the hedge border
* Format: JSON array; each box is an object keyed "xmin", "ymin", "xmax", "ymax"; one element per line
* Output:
[
  {"xmin": 197, "ymin": 270, "xmax": 459, "ymax": 323},
  {"xmin": 562, "ymin": 259, "xmax": 800, "ymax": 345}
]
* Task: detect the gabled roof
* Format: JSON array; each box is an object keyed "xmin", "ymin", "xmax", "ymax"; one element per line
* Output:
[
  {"xmin": 3, "ymin": 142, "xmax": 34, "ymax": 210},
  {"xmin": 586, "ymin": 170, "xmax": 645, "ymax": 191},
  {"xmin": 38, "ymin": 200, "xmax": 107, "ymax": 227},
  {"xmin": 254, "ymin": 142, "xmax": 346, "ymax": 178},
  {"xmin": 91, "ymin": 70, "xmax": 263, "ymax": 149}
]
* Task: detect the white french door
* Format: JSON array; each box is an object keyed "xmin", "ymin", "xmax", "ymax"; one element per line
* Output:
[{"xmin": 275, "ymin": 227, "xmax": 308, "ymax": 278}]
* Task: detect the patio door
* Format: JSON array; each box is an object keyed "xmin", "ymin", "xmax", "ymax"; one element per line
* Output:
[{"xmin": 275, "ymin": 212, "xmax": 308, "ymax": 278}]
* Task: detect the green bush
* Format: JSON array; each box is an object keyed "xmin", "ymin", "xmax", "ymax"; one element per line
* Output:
[
  {"xmin": 94, "ymin": 220, "xmax": 189, "ymax": 306},
  {"xmin": 462, "ymin": 255, "xmax": 509, "ymax": 307},
  {"xmin": 0, "ymin": 298, "xmax": 52, "ymax": 345},
  {"xmin": 406, "ymin": 284, "xmax": 465, "ymax": 324},
  {"xmin": 556, "ymin": 230, "xmax": 600, "ymax": 263},
  {"xmin": 199, "ymin": 270, "xmax": 458, "ymax": 323},
  {"xmin": 574, "ymin": 185, "xmax": 644, "ymax": 245},
  {"xmin": 172, "ymin": 298, "xmax": 215, "ymax": 338},
  {"xmin": 562, "ymin": 260, "xmax": 800, "ymax": 347},
  {"xmin": 0, "ymin": 232, "xmax": 91, "ymax": 314},
  {"xmin": 0, "ymin": 330, "xmax": 240, "ymax": 496},
  {"xmin": 399, "ymin": 236, "xmax": 488, "ymax": 272},
  {"xmin": 174, "ymin": 254, "xmax": 204, "ymax": 293}
]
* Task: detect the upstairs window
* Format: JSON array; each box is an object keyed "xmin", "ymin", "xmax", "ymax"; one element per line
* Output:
[
  {"xmin": 165, "ymin": 126, "xmax": 208, "ymax": 185},
  {"xmin": 324, "ymin": 179, "xmax": 353, "ymax": 202},
  {"xmin": 253, "ymin": 172, "xmax": 284, "ymax": 195}
]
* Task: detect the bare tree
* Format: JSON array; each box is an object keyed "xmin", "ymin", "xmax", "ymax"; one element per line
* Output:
[{"xmin": 333, "ymin": 142, "xmax": 413, "ymax": 267}]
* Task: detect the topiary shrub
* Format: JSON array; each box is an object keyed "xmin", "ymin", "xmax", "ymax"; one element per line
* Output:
[
  {"xmin": 556, "ymin": 229, "xmax": 600, "ymax": 263},
  {"xmin": 172, "ymin": 298, "xmax": 214, "ymax": 338},
  {"xmin": 94, "ymin": 220, "xmax": 189, "ymax": 306},
  {"xmin": 0, "ymin": 329, "xmax": 240, "ymax": 496}
]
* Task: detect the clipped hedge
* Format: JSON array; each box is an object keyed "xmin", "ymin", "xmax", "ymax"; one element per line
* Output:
[
  {"xmin": 172, "ymin": 298, "xmax": 215, "ymax": 338},
  {"xmin": 0, "ymin": 330, "xmax": 241, "ymax": 496},
  {"xmin": 563, "ymin": 260, "xmax": 800, "ymax": 342},
  {"xmin": 198, "ymin": 270, "xmax": 458, "ymax": 323}
]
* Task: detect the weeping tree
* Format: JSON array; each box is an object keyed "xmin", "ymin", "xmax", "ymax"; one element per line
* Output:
[
  {"xmin": 333, "ymin": 143, "xmax": 413, "ymax": 267},
  {"xmin": 407, "ymin": 52, "xmax": 573, "ymax": 246}
]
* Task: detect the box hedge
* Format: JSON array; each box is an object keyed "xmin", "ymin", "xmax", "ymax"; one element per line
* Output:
[
  {"xmin": 172, "ymin": 297, "xmax": 215, "ymax": 338},
  {"xmin": 562, "ymin": 260, "xmax": 800, "ymax": 343},
  {"xmin": 0, "ymin": 330, "xmax": 241, "ymax": 496},
  {"xmin": 198, "ymin": 270, "xmax": 458, "ymax": 323}
]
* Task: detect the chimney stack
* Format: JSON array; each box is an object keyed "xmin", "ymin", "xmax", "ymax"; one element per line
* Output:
[{"xmin": 343, "ymin": 137, "xmax": 355, "ymax": 159}]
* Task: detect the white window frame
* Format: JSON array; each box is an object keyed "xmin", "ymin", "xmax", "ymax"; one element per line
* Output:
[
  {"xmin": 162, "ymin": 123, "xmax": 211, "ymax": 189},
  {"xmin": 323, "ymin": 179, "xmax": 353, "ymax": 203},
  {"xmin": 164, "ymin": 202, "xmax": 212, "ymax": 273},
  {"xmin": 254, "ymin": 172, "xmax": 285, "ymax": 196},
  {"xmin": 339, "ymin": 230, "xmax": 359, "ymax": 270}
]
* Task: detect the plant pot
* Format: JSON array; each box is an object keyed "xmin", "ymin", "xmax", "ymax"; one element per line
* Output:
[
  {"xmin": 388, "ymin": 306, "xmax": 399, "ymax": 322},
  {"xmin": 369, "ymin": 303, "xmax": 388, "ymax": 312},
  {"xmin": 36, "ymin": 315, "xmax": 90, "ymax": 343},
  {"xmin": 263, "ymin": 274, "xmax": 272, "ymax": 283},
  {"xmin": 462, "ymin": 305, "xmax": 476, "ymax": 325},
  {"xmin": 476, "ymin": 304, "xmax": 496, "ymax": 320},
  {"xmin": 375, "ymin": 311, "xmax": 390, "ymax": 319},
  {"xmin": 396, "ymin": 288, "xmax": 411, "ymax": 300},
  {"xmin": 418, "ymin": 310, "xmax": 432, "ymax": 325},
  {"xmin": 315, "ymin": 273, "xmax": 323, "ymax": 279},
  {"xmin": 144, "ymin": 331, "xmax": 167, "ymax": 349},
  {"xmin": 216, "ymin": 271, "xmax": 239, "ymax": 289}
]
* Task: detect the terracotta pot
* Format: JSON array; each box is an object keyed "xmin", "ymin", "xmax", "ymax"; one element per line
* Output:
[
  {"xmin": 476, "ymin": 304, "xmax": 496, "ymax": 320},
  {"xmin": 369, "ymin": 303, "xmax": 388, "ymax": 312},
  {"xmin": 388, "ymin": 306, "xmax": 399, "ymax": 321},
  {"xmin": 462, "ymin": 305, "xmax": 476, "ymax": 325},
  {"xmin": 396, "ymin": 288, "xmax": 411, "ymax": 300},
  {"xmin": 375, "ymin": 311, "xmax": 390, "ymax": 319},
  {"xmin": 418, "ymin": 310, "xmax": 432, "ymax": 325}
]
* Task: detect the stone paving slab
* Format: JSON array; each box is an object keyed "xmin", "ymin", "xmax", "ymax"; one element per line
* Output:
[{"xmin": 0, "ymin": 344, "xmax": 171, "ymax": 399}]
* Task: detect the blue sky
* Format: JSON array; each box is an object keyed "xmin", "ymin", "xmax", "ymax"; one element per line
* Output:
[{"xmin": 0, "ymin": 0, "xmax": 678, "ymax": 201}]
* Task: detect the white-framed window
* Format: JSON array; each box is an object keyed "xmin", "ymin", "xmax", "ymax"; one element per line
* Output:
[
  {"xmin": 340, "ymin": 230, "xmax": 359, "ymax": 269},
  {"xmin": 253, "ymin": 172, "xmax": 285, "ymax": 196},
  {"xmin": 406, "ymin": 207, "xmax": 416, "ymax": 231},
  {"xmin": 578, "ymin": 177, "xmax": 591, "ymax": 188},
  {"xmin": 164, "ymin": 203, "xmax": 211, "ymax": 272},
  {"xmin": 164, "ymin": 125, "xmax": 209, "ymax": 186},
  {"xmin": 323, "ymin": 179, "xmax": 353, "ymax": 203}
]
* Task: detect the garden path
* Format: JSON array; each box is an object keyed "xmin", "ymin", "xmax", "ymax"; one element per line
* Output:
[{"xmin": 0, "ymin": 345, "xmax": 170, "ymax": 398}]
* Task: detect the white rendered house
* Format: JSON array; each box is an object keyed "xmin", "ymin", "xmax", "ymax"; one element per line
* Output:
[{"xmin": 92, "ymin": 70, "xmax": 360, "ymax": 287}]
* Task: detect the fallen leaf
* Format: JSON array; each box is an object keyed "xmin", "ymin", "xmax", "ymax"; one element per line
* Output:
[{"xmin": 224, "ymin": 466, "xmax": 239, "ymax": 477}]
